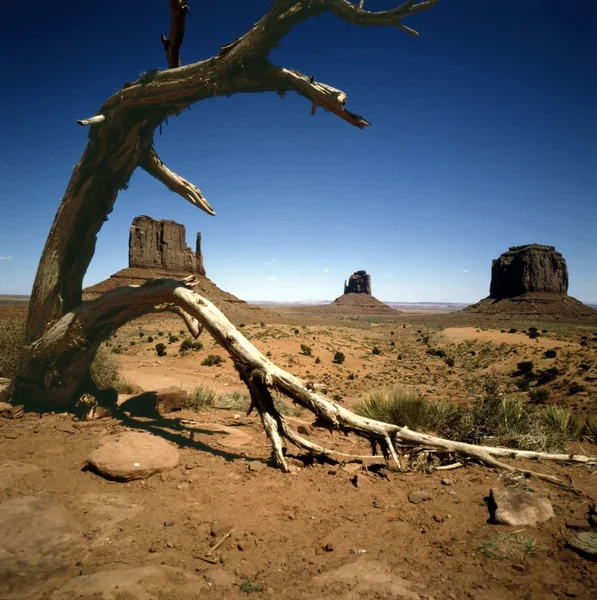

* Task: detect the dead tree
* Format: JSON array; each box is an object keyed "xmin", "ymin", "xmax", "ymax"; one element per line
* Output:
[{"xmin": 10, "ymin": 0, "xmax": 596, "ymax": 481}]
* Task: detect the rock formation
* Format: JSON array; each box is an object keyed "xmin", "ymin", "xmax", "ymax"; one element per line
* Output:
[
  {"xmin": 344, "ymin": 270, "xmax": 371, "ymax": 295},
  {"xmin": 464, "ymin": 243, "xmax": 596, "ymax": 320},
  {"xmin": 489, "ymin": 244, "xmax": 568, "ymax": 300},
  {"xmin": 129, "ymin": 215, "xmax": 205, "ymax": 276}
]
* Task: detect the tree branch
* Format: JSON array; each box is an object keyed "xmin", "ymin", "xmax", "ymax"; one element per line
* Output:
[
  {"xmin": 161, "ymin": 0, "xmax": 190, "ymax": 68},
  {"xmin": 139, "ymin": 147, "xmax": 216, "ymax": 216}
]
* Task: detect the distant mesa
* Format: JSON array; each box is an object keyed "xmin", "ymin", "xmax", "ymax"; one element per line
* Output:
[
  {"xmin": 83, "ymin": 216, "xmax": 270, "ymax": 321},
  {"xmin": 129, "ymin": 215, "xmax": 205, "ymax": 276},
  {"xmin": 344, "ymin": 270, "xmax": 371, "ymax": 295},
  {"xmin": 329, "ymin": 270, "xmax": 398, "ymax": 314},
  {"xmin": 465, "ymin": 244, "xmax": 597, "ymax": 319}
]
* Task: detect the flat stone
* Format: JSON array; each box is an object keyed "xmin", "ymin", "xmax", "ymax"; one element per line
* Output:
[
  {"xmin": 211, "ymin": 521, "xmax": 233, "ymax": 538},
  {"xmin": 567, "ymin": 532, "xmax": 597, "ymax": 562},
  {"xmin": 343, "ymin": 463, "xmax": 362, "ymax": 474},
  {"xmin": 51, "ymin": 565, "xmax": 207, "ymax": 599},
  {"xmin": 297, "ymin": 424, "xmax": 313, "ymax": 436},
  {"xmin": 566, "ymin": 519, "xmax": 592, "ymax": 532},
  {"xmin": 248, "ymin": 461, "xmax": 267, "ymax": 473},
  {"xmin": 488, "ymin": 487, "xmax": 554, "ymax": 527},
  {"xmin": 55, "ymin": 422, "xmax": 76, "ymax": 435},
  {"xmin": 0, "ymin": 496, "xmax": 86, "ymax": 599},
  {"xmin": 86, "ymin": 431, "xmax": 179, "ymax": 481},
  {"xmin": 0, "ymin": 460, "xmax": 41, "ymax": 491},
  {"xmin": 441, "ymin": 478, "xmax": 453, "ymax": 486},
  {"xmin": 408, "ymin": 491, "xmax": 432, "ymax": 504}
]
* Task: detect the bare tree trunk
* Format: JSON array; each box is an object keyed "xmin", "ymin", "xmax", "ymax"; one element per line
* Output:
[{"xmin": 13, "ymin": 0, "xmax": 438, "ymax": 410}]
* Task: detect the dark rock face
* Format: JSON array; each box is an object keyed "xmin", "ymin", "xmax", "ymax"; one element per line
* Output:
[
  {"xmin": 129, "ymin": 216, "xmax": 205, "ymax": 275},
  {"xmin": 344, "ymin": 271, "xmax": 371, "ymax": 295},
  {"xmin": 489, "ymin": 244, "xmax": 568, "ymax": 300}
]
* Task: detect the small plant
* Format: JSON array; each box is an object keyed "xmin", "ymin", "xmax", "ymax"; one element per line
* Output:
[
  {"xmin": 240, "ymin": 579, "xmax": 263, "ymax": 594},
  {"xmin": 348, "ymin": 373, "xmax": 355, "ymax": 380},
  {"xmin": 390, "ymin": 341, "xmax": 395, "ymax": 346},
  {"xmin": 300, "ymin": 344, "xmax": 312, "ymax": 356},
  {"xmin": 155, "ymin": 343, "xmax": 167, "ymax": 356},
  {"xmin": 260, "ymin": 321, "xmax": 265, "ymax": 327},
  {"xmin": 568, "ymin": 382, "xmax": 585, "ymax": 395},
  {"xmin": 111, "ymin": 345, "xmax": 122, "ymax": 354},
  {"xmin": 239, "ymin": 323, "xmax": 245, "ymax": 328},
  {"xmin": 186, "ymin": 385, "xmax": 216, "ymax": 411},
  {"xmin": 543, "ymin": 405, "xmax": 580, "ymax": 436},
  {"xmin": 202, "ymin": 354, "xmax": 223, "ymax": 367},
  {"xmin": 528, "ymin": 331, "xmax": 541, "ymax": 340},
  {"xmin": 543, "ymin": 349, "xmax": 557, "ymax": 358},
  {"xmin": 168, "ymin": 334, "xmax": 179, "ymax": 344},
  {"xmin": 581, "ymin": 415, "xmax": 597, "ymax": 442},
  {"xmin": 294, "ymin": 329, "xmax": 299, "ymax": 335},
  {"xmin": 445, "ymin": 357, "xmax": 455, "ymax": 367},
  {"xmin": 529, "ymin": 389, "xmax": 550, "ymax": 404},
  {"xmin": 535, "ymin": 367, "xmax": 559, "ymax": 385},
  {"xmin": 158, "ymin": 330, "xmax": 164, "ymax": 336},
  {"xmin": 515, "ymin": 361, "xmax": 534, "ymax": 376},
  {"xmin": 179, "ymin": 329, "xmax": 185, "ymax": 335},
  {"xmin": 139, "ymin": 331, "xmax": 145, "ymax": 338},
  {"xmin": 332, "ymin": 352, "xmax": 345, "ymax": 364},
  {"xmin": 315, "ymin": 357, "xmax": 321, "ymax": 364},
  {"xmin": 147, "ymin": 335, "xmax": 154, "ymax": 343},
  {"xmin": 266, "ymin": 351, "xmax": 272, "ymax": 358},
  {"xmin": 508, "ymin": 328, "xmax": 518, "ymax": 333},
  {"xmin": 333, "ymin": 394, "xmax": 343, "ymax": 402},
  {"xmin": 372, "ymin": 346, "xmax": 381, "ymax": 355}
]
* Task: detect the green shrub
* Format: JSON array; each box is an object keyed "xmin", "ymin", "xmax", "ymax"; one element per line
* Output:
[
  {"xmin": 390, "ymin": 341, "xmax": 395, "ymax": 347},
  {"xmin": 239, "ymin": 323, "xmax": 245, "ymax": 328},
  {"xmin": 147, "ymin": 335, "xmax": 154, "ymax": 343},
  {"xmin": 155, "ymin": 343, "xmax": 167, "ymax": 356},
  {"xmin": 187, "ymin": 385, "xmax": 216, "ymax": 411},
  {"xmin": 536, "ymin": 367, "xmax": 559, "ymax": 385},
  {"xmin": 180, "ymin": 338, "xmax": 203, "ymax": 353},
  {"xmin": 315, "ymin": 357, "xmax": 321, "ymax": 364},
  {"xmin": 581, "ymin": 415, "xmax": 597, "ymax": 442},
  {"xmin": 168, "ymin": 334, "xmax": 179, "ymax": 344},
  {"xmin": 372, "ymin": 346, "xmax": 381, "ymax": 355},
  {"xmin": 332, "ymin": 352, "xmax": 345, "ymax": 364},
  {"xmin": 90, "ymin": 345, "xmax": 134, "ymax": 393},
  {"xmin": 294, "ymin": 329, "xmax": 299, "ymax": 335},
  {"xmin": 139, "ymin": 331, "xmax": 145, "ymax": 338},
  {"xmin": 266, "ymin": 351, "xmax": 272, "ymax": 358},
  {"xmin": 300, "ymin": 344, "xmax": 312, "ymax": 356},
  {"xmin": 202, "ymin": 354, "xmax": 223, "ymax": 367},
  {"xmin": 529, "ymin": 389, "xmax": 550, "ymax": 404},
  {"xmin": 528, "ymin": 331, "xmax": 540, "ymax": 340},
  {"xmin": 568, "ymin": 382, "xmax": 585, "ymax": 395},
  {"xmin": 0, "ymin": 314, "xmax": 25, "ymax": 378},
  {"xmin": 543, "ymin": 349, "xmax": 557, "ymax": 359},
  {"xmin": 542, "ymin": 405, "xmax": 581, "ymax": 437},
  {"xmin": 515, "ymin": 361, "xmax": 534, "ymax": 376},
  {"xmin": 515, "ymin": 377, "xmax": 531, "ymax": 391},
  {"xmin": 445, "ymin": 357, "xmax": 455, "ymax": 368},
  {"xmin": 427, "ymin": 348, "xmax": 446, "ymax": 358},
  {"xmin": 509, "ymin": 328, "xmax": 518, "ymax": 334}
]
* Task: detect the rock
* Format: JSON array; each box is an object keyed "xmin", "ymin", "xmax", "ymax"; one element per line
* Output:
[
  {"xmin": 0, "ymin": 496, "xmax": 86, "ymax": 599},
  {"xmin": 408, "ymin": 491, "xmax": 432, "ymax": 504},
  {"xmin": 566, "ymin": 519, "xmax": 592, "ymax": 532},
  {"xmin": 86, "ymin": 431, "xmax": 179, "ymax": 481},
  {"xmin": 0, "ymin": 403, "xmax": 24, "ymax": 419},
  {"xmin": 589, "ymin": 514, "xmax": 597, "ymax": 530},
  {"xmin": 441, "ymin": 477, "xmax": 453, "ymax": 486},
  {"xmin": 120, "ymin": 387, "xmax": 189, "ymax": 418},
  {"xmin": 211, "ymin": 522, "xmax": 233, "ymax": 538},
  {"xmin": 557, "ymin": 549, "xmax": 580, "ymax": 562},
  {"xmin": 0, "ymin": 460, "xmax": 41, "ymax": 491},
  {"xmin": 343, "ymin": 463, "xmax": 362, "ymax": 474},
  {"xmin": 344, "ymin": 270, "xmax": 372, "ymax": 295},
  {"xmin": 248, "ymin": 461, "xmax": 267, "ymax": 473},
  {"xmin": 203, "ymin": 567, "xmax": 238, "ymax": 588},
  {"xmin": 128, "ymin": 215, "xmax": 206, "ymax": 275},
  {"xmin": 488, "ymin": 487, "xmax": 554, "ymax": 527},
  {"xmin": 567, "ymin": 532, "xmax": 597, "ymax": 561},
  {"xmin": 489, "ymin": 244, "xmax": 568, "ymax": 299},
  {"xmin": 324, "ymin": 542, "xmax": 335, "ymax": 552},
  {"xmin": 55, "ymin": 422, "xmax": 76, "ymax": 434},
  {"xmin": 51, "ymin": 565, "xmax": 207, "ymax": 599},
  {"xmin": 297, "ymin": 424, "xmax": 313, "ymax": 436}
]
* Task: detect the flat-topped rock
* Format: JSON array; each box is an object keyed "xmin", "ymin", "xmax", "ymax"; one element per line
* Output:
[{"xmin": 344, "ymin": 270, "xmax": 372, "ymax": 295}]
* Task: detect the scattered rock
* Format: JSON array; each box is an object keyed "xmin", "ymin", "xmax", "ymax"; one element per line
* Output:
[
  {"xmin": 248, "ymin": 461, "xmax": 267, "ymax": 473},
  {"xmin": 164, "ymin": 521, "xmax": 175, "ymax": 527},
  {"xmin": 55, "ymin": 422, "xmax": 76, "ymax": 435},
  {"xmin": 51, "ymin": 565, "xmax": 207, "ymax": 599},
  {"xmin": 343, "ymin": 463, "xmax": 362, "ymax": 474},
  {"xmin": 373, "ymin": 497, "xmax": 384, "ymax": 509},
  {"xmin": 203, "ymin": 567, "xmax": 238, "ymax": 588},
  {"xmin": 211, "ymin": 522, "xmax": 233, "ymax": 538},
  {"xmin": 566, "ymin": 519, "xmax": 592, "ymax": 532},
  {"xmin": 0, "ymin": 496, "xmax": 86, "ymax": 599},
  {"xmin": 324, "ymin": 543, "xmax": 335, "ymax": 552},
  {"xmin": 297, "ymin": 424, "xmax": 313, "ymax": 436},
  {"xmin": 557, "ymin": 549, "xmax": 579, "ymax": 562},
  {"xmin": 3, "ymin": 433, "xmax": 18, "ymax": 440},
  {"xmin": 567, "ymin": 532, "xmax": 597, "ymax": 562},
  {"xmin": 86, "ymin": 431, "xmax": 179, "ymax": 481},
  {"xmin": 119, "ymin": 387, "xmax": 189, "ymax": 418},
  {"xmin": 0, "ymin": 403, "xmax": 24, "ymax": 419},
  {"xmin": 0, "ymin": 460, "xmax": 41, "ymax": 491},
  {"xmin": 351, "ymin": 474, "xmax": 367, "ymax": 488},
  {"xmin": 488, "ymin": 487, "xmax": 554, "ymax": 527},
  {"xmin": 408, "ymin": 491, "xmax": 432, "ymax": 504},
  {"xmin": 441, "ymin": 478, "xmax": 453, "ymax": 486}
]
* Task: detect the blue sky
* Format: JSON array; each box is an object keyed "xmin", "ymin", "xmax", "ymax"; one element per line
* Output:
[{"xmin": 1, "ymin": 0, "xmax": 595, "ymax": 303}]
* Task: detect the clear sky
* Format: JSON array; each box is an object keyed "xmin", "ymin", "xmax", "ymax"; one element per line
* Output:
[{"xmin": 1, "ymin": 1, "xmax": 595, "ymax": 303}]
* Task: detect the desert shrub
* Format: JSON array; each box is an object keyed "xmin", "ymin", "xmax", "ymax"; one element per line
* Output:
[
  {"xmin": 578, "ymin": 363, "xmax": 590, "ymax": 372},
  {"xmin": 390, "ymin": 341, "xmax": 395, "ymax": 347},
  {"xmin": 543, "ymin": 349, "xmax": 557, "ymax": 359},
  {"xmin": 266, "ymin": 351, "xmax": 272, "ymax": 358},
  {"xmin": 515, "ymin": 377, "xmax": 531, "ymax": 391},
  {"xmin": 155, "ymin": 343, "xmax": 167, "ymax": 356},
  {"xmin": 427, "ymin": 348, "xmax": 446, "ymax": 358},
  {"xmin": 180, "ymin": 338, "xmax": 203, "ymax": 353},
  {"xmin": 528, "ymin": 389, "xmax": 550, "ymax": 404},
  {"xmin": 535, "ymin": 367, "xmax": 559, "ymax": 385},
  {"xmin": 581, "ymin": 415, "xmax": 597, "ymax": 443},
  {"xmin": 111, "ymin": 345, "xmax": 122, "ymax": 354},
  {"xmin": 168, "ymin": 334, "xmax": 179, "ymax": 344},
  {"xmin": 372, "ymin": 346, "xmax": 381, "ymax": 355},
  {"xmin": 509, "ymin": 328, "xmax": 518, "ymax": 334},
  {"xmin": 186, "ymin": 385, "xmax": 216, "ymax": 411},
  {"xmin": 300, "ymin": 344, "xmax": 312, "ymax": 356},
  {"xmin": 445, "ymin": 357, "xmax": 455, "ymax": 367},
  {"xmin": 568, "ymin": 382, "xmax": 585, "ymax": 395},
  {"xmin": 332, "ymin": 352, "xmax": 345, "ymax": 364},
  {"xmin": 202, "ymin": 354, "xmax": 223, "ymax": 367},
  {"xmin": 215, "ymin": 390, "xmax": 251, "ymax": 411},
  {"xmin": 528, "ymin": 327, "xmax": 538, "ymax": 334},
  {"xmin": 422, "ymin": 336, "xmax": 430, "ymax": 345},
  {"xmin": 0, "ymin": 314, "xmax": 25, "ymax": 378},
  {"xmin": 90, "ymin": 345, "xmax": 134, "ymax": 393},
  {"xmin": 347, "ymin": 373, "xmax": 356, "ymax": 380},
  {"xmin": 528, "ymin": 331, "xmax": 540, "ymax": 340},
  {"xmin": 333, "ymin": 394, "xmax": 343, "ymax": 402},
  {"xmin": 147, "ymin": 335, "xmax": 154, "ymax": 343},
  {"xmin": 542, "ymin": 405, "xmax": 581, "ymax": 437},
  {"xmin": 293, "ymin": 329, "xmax": 299, "ymax": 335},
  {"xmin": 315, "ymin": 357, "xmax": 321, "ymax": 364},
  {"xmin": 397, "ymin": 354, "xmax": 403, "ymax": 360},
  {"xmin": 139, "ymin": 331, "xmax": 145, "ymax": 338},
  {"xmin": 158, "ymin": 331, "xmax": 164, "ymax": 336},
  {"xmin": 239, "ymin": 323, "xmax": 245, "ymax": 328},
  {"xmin": 515, "ymin": 361, "xmax": 534, "ymax": 376}
]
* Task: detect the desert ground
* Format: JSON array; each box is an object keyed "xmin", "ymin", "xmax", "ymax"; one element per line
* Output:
[{"xmin": 1, "ymin": 302, "xmax": 597, "ymax": 599}]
